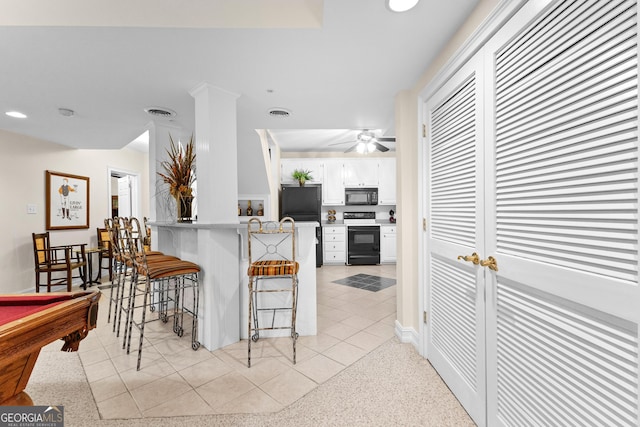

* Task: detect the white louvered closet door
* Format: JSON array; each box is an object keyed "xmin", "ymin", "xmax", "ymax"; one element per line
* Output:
[
  {"xmin": 484, "ymin": 0, "xmax": 640, "ymax": 426},
  {"xmin": 425, "ymin": 53, "xmax": 487, "ymax": 426}
]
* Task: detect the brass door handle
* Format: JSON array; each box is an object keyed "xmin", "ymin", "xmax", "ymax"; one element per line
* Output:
[
  {"xmin": 457, "ymin": 252, "xmax": 480, "ymax": 265},
  {"xmin": 480, "ymin": 256, "xmax": 498, "ymax": 271}
]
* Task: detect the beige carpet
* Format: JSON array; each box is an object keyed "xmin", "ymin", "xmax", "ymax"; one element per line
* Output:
[{"xmin": 26, "ymin": 338, "xmax": 475, "ymax": 427}]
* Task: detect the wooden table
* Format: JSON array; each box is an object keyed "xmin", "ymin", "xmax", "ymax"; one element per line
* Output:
[{"xmin": 0, "ymin": 290, "xmax": 100, "ymax": 405}]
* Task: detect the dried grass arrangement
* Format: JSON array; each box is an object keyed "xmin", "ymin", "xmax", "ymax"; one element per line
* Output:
[{"xmin": 157, "ymin": 134, "xmax": 196, "ymax": 199}]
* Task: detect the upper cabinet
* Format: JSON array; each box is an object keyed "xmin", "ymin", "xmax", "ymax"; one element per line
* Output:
[
  {"xmin": 343, "ymin": 159, "xmax": 379, "ymax": 187},
  {"xmin": 322, "ymin": 161, "xmax": 345, "ymax": 205},
  {"xmin": 280, "ymin": 159, "xmax": 323, "ymax": 185},
  {"xmin": 377, "ymin": 158, "xmax": 396, "ymax": 205},
  {"xmin": 279, "ymin": 157, "xmax": 396, "ymax": 207}
]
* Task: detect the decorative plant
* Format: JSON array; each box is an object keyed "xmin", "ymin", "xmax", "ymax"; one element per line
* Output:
[
  {"xmin": 292, "ymin": 169, "xmax": 313, "ymax": 186},
  {"xmin": 157, "ymin": 134, "xmax": 196, "ymax": 200}
]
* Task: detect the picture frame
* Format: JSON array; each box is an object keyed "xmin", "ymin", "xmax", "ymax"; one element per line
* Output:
[{"xmin": 46, "ymin": 170, "xmax": 90, "ymax": 230}]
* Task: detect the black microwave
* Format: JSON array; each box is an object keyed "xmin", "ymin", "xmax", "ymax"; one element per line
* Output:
[{"xmin": 345, "ymin": 188, "xmax": 378, "ymax": 205}]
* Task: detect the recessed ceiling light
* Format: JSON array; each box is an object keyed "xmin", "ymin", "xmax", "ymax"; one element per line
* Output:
[
  {"xmin": 387, "ymin": 0, "xmax": 419, "ymax": 12},
  {"xmin": 6, "ymin": 111, "xmax": 27, "ymax": 119}
]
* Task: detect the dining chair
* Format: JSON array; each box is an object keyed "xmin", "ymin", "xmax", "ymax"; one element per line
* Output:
[{"xmin": 32, "ymin": 232, "xmax": 87, "ymax": 292}]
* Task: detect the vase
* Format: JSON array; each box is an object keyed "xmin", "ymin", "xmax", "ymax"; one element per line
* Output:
[{"xmin": 177, "ymin": 195, "xmax": 193, "ymax": 223}]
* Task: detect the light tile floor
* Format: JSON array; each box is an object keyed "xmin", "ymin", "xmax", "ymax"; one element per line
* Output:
[{"xmin": 76, "ymin": 264, "xmax": 397, "ymax": 419}]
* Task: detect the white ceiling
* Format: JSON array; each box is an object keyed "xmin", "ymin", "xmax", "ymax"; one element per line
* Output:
[{"xmin": 0, "ymin": 0, "xmax": 479, "ymax": 153}]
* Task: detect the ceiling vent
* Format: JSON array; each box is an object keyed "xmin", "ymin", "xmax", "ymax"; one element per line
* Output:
[
  {"xmin": 144, "ymin": 107, "xmax": 177, "ymax": 119},
  {"xmin": 268, "ymin": 108, "xmax": 291, "ymax": 118},
  {"xmin": 58, "ymin": 107, "xmax": 75, "ymax": 117}
]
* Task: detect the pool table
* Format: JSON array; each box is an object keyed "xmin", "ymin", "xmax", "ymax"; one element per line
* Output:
[{"xmin": 0, "ymin": 290, "xmax": 100, "ymax": 405}]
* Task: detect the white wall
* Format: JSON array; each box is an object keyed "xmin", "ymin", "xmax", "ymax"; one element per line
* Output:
[
  {"xmin": 394, "ymin": 0, "xmax": 501, "ymax": 335},
  {"xmin": 237, "ymin": 130, "xmax": 270, "ymax": 195},
  {"xmin": 0, "ymin": 129, "xmax": 149, "ymax": 294}
]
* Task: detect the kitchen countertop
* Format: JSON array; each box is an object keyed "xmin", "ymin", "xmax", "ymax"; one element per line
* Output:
[
  {"xmin": 321, "ymin": 220, "xmax": 396, "ymax": 226},
  {"xmin": 150, "ymin": 220, "xmax": 320, "ymax": 229}
]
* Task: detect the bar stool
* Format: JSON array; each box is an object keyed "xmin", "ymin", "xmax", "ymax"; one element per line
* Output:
[
  {"xmin": 142, "ymin": 216, "xmax": 153, "ymax": 252},
  {"xmin": 105, "ymin": 217, "xmax": 138, "ymax": 335},
  {"xmin": 123, "ymin": 217, "xmax": 201, "ymax": 370},
  {"xmin": 97, "ymin": 226, "xmax": 113, "ymax": 282},
  {"xmin": 109, "ymin": 217, "xmax": 177, "ymax": 336},
  {"xmin": 103, "ymin": 218, "xmax": 121, "ymax": 327},
  {"xmin": 247, "ymin": 217, "xmax": 299, "ymax": 368}
]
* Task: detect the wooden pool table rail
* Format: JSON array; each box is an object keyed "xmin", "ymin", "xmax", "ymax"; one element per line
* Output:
[{"xmin": 0, "ymin": 290, "xmax": 100, "ymax": 405}]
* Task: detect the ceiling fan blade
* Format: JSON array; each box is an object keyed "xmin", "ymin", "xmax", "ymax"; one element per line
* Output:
[
  {"xmin": 377, "ymin": 136, "xmax": 395, "ymax": 142},
  {"xmin": 329, "ymin": 140, "xmax": 357, "ymax": 146},
  {"xmin": 344, "ymin": 144, "xmax": 358, "ymax": 153},
  {"xmin": 373, "ymin": 141, "xmax": 390, "ymax": 152}
]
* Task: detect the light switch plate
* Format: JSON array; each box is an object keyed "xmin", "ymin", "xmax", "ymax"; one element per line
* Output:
[{"xmin": 27, "ymin": 204, "xmax": 37, "ymax": 214}]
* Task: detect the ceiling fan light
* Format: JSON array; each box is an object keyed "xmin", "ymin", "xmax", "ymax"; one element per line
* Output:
[
  {"xmin": 359, "ymin": 133, "xmax": 373, "ymax": 142},
  {"xmin": 5, "ymin": 111, "xmax": 27, "ymax": 119},
  {"xmin": 367, "ymin": 142, "xmax": 376, "ymax": 153},
  {"xmin": 356, "ymin": 142, "xmax": 366, "ymax": 153},
  {"xmin": 387, "ymin": 0, "xmax": 419, "ymax": 12}
]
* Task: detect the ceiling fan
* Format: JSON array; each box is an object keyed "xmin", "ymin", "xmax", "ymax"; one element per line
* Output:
[{"xmin": 329, "ymin": 130, "xmax": 395, "ymax": 153}]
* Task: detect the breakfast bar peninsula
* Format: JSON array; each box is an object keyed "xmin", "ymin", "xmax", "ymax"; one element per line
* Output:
[{"xmin": 149, "ymin": 220, "xmax": 318, "ymax": 351}]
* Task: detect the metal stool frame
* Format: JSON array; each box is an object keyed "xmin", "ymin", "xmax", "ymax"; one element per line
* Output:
[
  {"xmin": 122, "ymin": 217, "xmax": 201, "ymax": 370},
  {"xmin": 247, "ymin": 217, "xmax": 299, "ymax": 368}
]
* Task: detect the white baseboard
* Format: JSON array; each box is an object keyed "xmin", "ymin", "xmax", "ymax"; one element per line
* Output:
[{"xmin": 394, "ymin": 320, "xmax": 419, "ymax": 351}]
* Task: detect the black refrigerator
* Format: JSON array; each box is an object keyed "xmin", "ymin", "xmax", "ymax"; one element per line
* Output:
[{"xmin": 280, "ymin": 185, "xmax": 323, "ymax": 267}]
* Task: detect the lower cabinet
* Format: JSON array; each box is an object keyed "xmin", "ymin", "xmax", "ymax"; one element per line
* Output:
[
  {"xmin": 323, "ymin": 225, "xmax": 345, "ymax": 264},
  {"xmin": 380, "ymin": 225, "xmax": 396, "ymax": 263}
]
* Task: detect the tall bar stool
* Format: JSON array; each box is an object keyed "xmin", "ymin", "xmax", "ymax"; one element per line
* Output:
[
  {"xmin": 247, "ymin": 217, "xmax": 299, "ymax": 368},
  {"xmin": 105, "ymin": 217, "xmax": 140, "ymax": 336},
  {"xmin": 110, "ymin": 217, "xmax": 179, "ymax": 339},
  {"xmin": 123, "ymin": 217, "xmax": 201, "ymax": 370},
  {"xmin": 142, "ymin": 216, "xmax": 153, "ymax": 252},
  {"xmin": 104, "ymin": 218, "xmax": 123, "ymax": 327},
  {"xmin": 97, "ymin": 226, "xmax": 113, "ymax": 282}
]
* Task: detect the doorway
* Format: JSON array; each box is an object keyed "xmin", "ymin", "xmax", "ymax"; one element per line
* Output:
[{"xmin": 108, "ymin": 168, "xmax": 141, "ymax": 219}]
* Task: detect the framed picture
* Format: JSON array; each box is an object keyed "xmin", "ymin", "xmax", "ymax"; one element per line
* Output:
[{"xmin": 46, "ymin": 171, "xmax": 90, "ymax": 230}]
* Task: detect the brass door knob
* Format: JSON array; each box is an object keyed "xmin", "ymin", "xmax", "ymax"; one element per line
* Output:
[
  {"xmin": 457, "ymin": 252, "xmax": 480, "ymax": 265},
  {"xmin": 480, "ymin": 256, "xmax": 498, "ymax": 271}
]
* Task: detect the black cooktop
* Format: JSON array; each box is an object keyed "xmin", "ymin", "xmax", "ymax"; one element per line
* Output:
[{"xmin": 343, "ymin": 212, "xmax": 376, "ymax": 220}]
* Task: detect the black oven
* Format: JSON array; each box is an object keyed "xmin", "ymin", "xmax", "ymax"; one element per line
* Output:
[{"xmin": 347, "ymin": 226, "xmax": 380, "ymax": 265}]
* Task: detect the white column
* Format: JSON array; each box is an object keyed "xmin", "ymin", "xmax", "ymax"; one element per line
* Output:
[
  {"xmin": 190, "ymin": 83, "xmax": 241, "ymax": 223},
  {"xmin": 188, "ymin": 83, "xmax": 242, "ymax": 350}
]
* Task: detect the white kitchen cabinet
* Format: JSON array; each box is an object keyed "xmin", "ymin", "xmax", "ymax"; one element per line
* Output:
[
  {"xmin": 323, "ymin": 225, "xmax": 345, "ymax": 264},
  {"xmin": 343, "ymin": 159, "xmax": 378, "ymax": 188},
  {"xmin": 281, "ymin": 159, "xmax": 323, "ymax": 185},
  {"xmin": 380, "ymin": 225, "xmax": 396, "ymax": 263},
  {"xmin": 377, "ymin": 158, "xmax": 396, "ymax": 205},
  {"xmin": 322, "ymin": 160, "xmax": 344, "ymax": 205}
]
